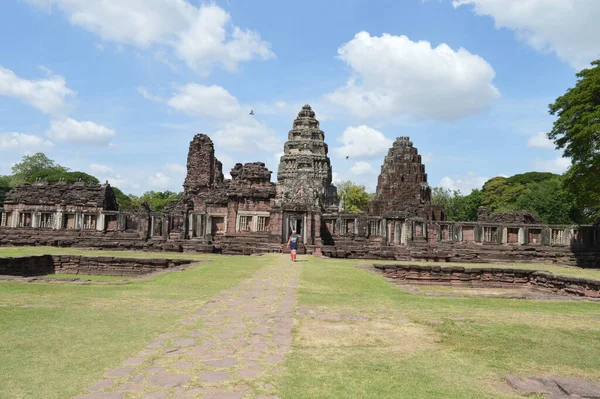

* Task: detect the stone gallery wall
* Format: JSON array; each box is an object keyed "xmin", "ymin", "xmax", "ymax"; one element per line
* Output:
[
  {"xmin": 374, "ymin": 264, "xmax": 600, "ymax": 298},
  {"xmin": 0, "ymin": 255, "xmax": 194, "ymax": 277}
]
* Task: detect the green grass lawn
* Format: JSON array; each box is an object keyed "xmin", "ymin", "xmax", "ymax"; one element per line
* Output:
[
  {"xmin": 0, "ymin": 248, "xmax": 265, "ymax": 399},
  {"xmin": 0, "ymin": 248, "xmax": 599, "ymax": 399},
  {"xmin": 277, "ymin": 256, "xmax": 600, "ymax": 399}
]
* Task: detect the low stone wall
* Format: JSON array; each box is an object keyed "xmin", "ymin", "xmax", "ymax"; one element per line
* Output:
[
  {"xmin": 0, "ymin": 255, "xmax": 195, "ymax": 277},
  {"xmin": 373, "ymin": 264, "xmax": 600, "ymax": 298},
  {"xmin": 0, "ymin": 255, "xmax": 54, "ymax": 277}
]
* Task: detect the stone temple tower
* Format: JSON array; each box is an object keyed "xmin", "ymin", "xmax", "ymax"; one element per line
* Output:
[
  {"xmin": 276, "ymin": 104, "xmax": 337, "ymax": 209},
  {"xmin": 371, "ymin": 136, "xmax": 432, "ymax": 216}
]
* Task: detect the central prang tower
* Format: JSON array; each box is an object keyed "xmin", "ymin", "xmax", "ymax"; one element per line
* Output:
[{"xmin": 276, "ymin": 104, "xmax": 337, "ymax": 210}]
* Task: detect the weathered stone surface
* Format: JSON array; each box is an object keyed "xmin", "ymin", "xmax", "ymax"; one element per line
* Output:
[
  {"xmin": 104, "ymin": 368, "xmax": 134, "ymax": 377},
  {"xmin": 86, "ymin": 379, "xmax": 116, "ymax": 391},
  {"xmin": 148, "ymin": 373, "xmax": 190, "ymax": 388},
  {"xmin": 204, "ymin": 393, "xmax": 243, "ymax": 399},
  {"xmin": 552, "ymin": 376, "xmax": 600, "ymax": 397},
  {"xmin": 505, "ymin": 375, "xmax": 564, "ymax": 395},
  {"xmin": 199, "ymin": 371, "xmax": 231, "ymax": 382},
  {"xmin": 276, "ymin": 104, "xmax": 337, "ymax": 209},
  {"xmin": 74, "ymin": 393, "xmax": 125, "ymax": 399},
  {"xmin": 478, "ymin": 207, "xmax": 541, "ymax": 224},
  {"xmin": 373, "ymin": 264, "xmax": 600, "ymax": 299}
]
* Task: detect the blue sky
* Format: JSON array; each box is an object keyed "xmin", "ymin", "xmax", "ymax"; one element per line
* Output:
[{"xmin": 1, "ymin": 0, "xmax": 597, "ymax": 195}]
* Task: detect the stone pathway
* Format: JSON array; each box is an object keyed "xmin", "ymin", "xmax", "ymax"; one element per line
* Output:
[
  {"xmin": 506, "ymin": 374, "xmax": 600, "ymax": 398},
  {"xmin": 76, "ymin": 258, "xmax": 301, "ymax": 399}
]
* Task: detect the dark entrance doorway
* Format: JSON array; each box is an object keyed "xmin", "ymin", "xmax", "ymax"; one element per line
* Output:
[{"xmin": 283, "ymin": 212, "xmax": 305, "ymax": 243}]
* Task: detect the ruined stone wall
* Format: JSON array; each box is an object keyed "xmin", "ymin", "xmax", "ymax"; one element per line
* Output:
[
  {"xmin": 373, "ymin": 264, "xmax": 600, "ymax": 298},
  {"xmin": 0, "ymin": 255, "xmax": 194, "ymax": 277}
]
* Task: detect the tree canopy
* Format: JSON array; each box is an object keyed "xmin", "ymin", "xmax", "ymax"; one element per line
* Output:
[
  {"xmin": 10, "ymin": 153, "xmax": 69, "ymax": 185},
  {"xmin": 431, "ymin": 187, "xmax": 482, "ymax": 221},
  {"xmin": 432, "ymin": 172, "xmax": 580, "ymax": 225},
  {"xmin": 337, "ymin": 181, "xmax": 372, "ymax": 213},
  {"xmin": 129, "ymin": 190, "xmax": 183, "ymax": 212},
  {"xmin": 548, "ymin": 59, "xmax": 600, "ymax": 222}
]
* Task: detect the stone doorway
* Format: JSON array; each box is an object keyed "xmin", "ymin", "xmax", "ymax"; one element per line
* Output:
[{"xmin": 283, "ymin": 212, "xmax": 305, "ymax": 244}]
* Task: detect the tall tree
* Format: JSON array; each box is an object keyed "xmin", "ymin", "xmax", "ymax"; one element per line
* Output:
[
  {"xmin": 337, "ymin": 181, "xmax": 371, "ymax": 213},
  {"xmin": 0, "ymin": 175, "xmax": 11, "ymax": 205},
  {"xmin": 10, "ymin": 153, "xmax": 69, "ymax": 185},
  {"xmin": 548, "ymin": 59, "xmax": 600, "ymax": 222},
  {"xmin": 513, "ymin": 177, "xmax": 577, "ymax": 224}
]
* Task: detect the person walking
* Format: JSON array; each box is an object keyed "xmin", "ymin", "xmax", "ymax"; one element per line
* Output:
[{"xmin": 286, "ymin": 230, "xmax": 300, "ymax": 262}]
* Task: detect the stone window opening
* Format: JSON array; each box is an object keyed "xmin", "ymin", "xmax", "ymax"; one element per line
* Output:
[
  {"xmin": 551, "ymin": 229, "xmax": 564, "ymax": 245},
  {"xmin": 440, "ymin": 225, "xmax": 452, "ymax": 241},
  {"xmin": 483, "ymin": 226, "xmax": 498, "ymax": 243},
  {"xmin": 528, "ymin": 228, "xmax": 542, "ymax": 244},
  {"xmin": 105, "ymin": 215, "xmax": 118, "ymax": 231},
  {"xmin": 64, "ymin": 214, "xmax": 76, "ymax": 229},
  {"xmin": 40, "ymin": 213, "xmax": 55, "ymax": 229},
  {"xmin": 19, "ymin": 212, "xmax": 32, "ymax": 227},
  {"xmin": 257, "ymin": 216, "xmax": 270, "ymax": 232},
  {"xmin": 1, "ymin": 212, "xmax": 10, "ymax": 227},
  {"xmin": 83, "ymin": 214, "xmax": 97, "ymax": 230},
  {"xmin": 211, "ymin": 216, "xmax": 225, "ymax": 235},
  {"xmin": 414, "ymin": 222, "xmax": 423, "ymax": 237},
  {"xmin": 169, "ymin": 215, "xmax": 184, "ymax": 232},
  {"xmin": 152, "ymin": 217, "xmax": 163, "ymax": 236},
  {"xmin": 462, "ymin": 226, "xmax": 475, "ymax": 242},
  {"xmin": 239, "ymin": 215, "xmax": 253, "ymax": 232},
  {"xmin": 368, "ymin": 220, "xmax": 380, "ymax": 236},
  {"xmin": 345, "ymin": 219, "xmax": 355, "ymax": 234},
  {"xmin": 507, "ymin": 228, "xmax": 519, "ymax": 244}
]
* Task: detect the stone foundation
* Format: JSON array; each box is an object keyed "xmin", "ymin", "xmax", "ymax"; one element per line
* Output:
[
  {"xmin": 0, "ymin": 255, "xmax": 195, "ymax": 277},
  {"xmin": 374, "ymin": 264, "xmax": 600, "ymax": 298}
]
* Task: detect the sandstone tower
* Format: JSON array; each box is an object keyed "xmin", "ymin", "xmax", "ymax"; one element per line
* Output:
[
  {"xmin": 276, "ymin": 105, "xmax": 337, "ymax": 209},
  {"xmin": 371, "ymin": 136, "xmax": 432, "ymax": 216}
]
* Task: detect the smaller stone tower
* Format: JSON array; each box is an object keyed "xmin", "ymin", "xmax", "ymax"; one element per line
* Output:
[{"xmin": 371, "ymin": 136, "xmax": 432, "ymax": 216}]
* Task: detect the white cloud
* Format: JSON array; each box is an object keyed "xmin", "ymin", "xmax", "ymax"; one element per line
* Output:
[
  {"xmin": 0, "ymin": 65, "xmax": 74, "ymax": 115},
  {"xmin": 167, "ymin": 84, "xmax": 242, "ymax": 120},
  {"xmin": 89, "ymin": 163, "xmax": 114, "ymax": 174},
  {"xmin": 350, "ymin": 161, "xmax": 377, "ymax": 176},
  {"xmin": 164, "ymin": 163, "xmax": 186, "ymax": 175},
  {"xmin": 213, "ymin": 118, "xmax": 280, "ymax": 153},
  {"xmin": 0, "ymin": 132, "xmax": 54, "ymax": 152},
  {"xmin": 421, "ymin": 152, "xmax": 434, "ymax": 165},
  {"xmin": 527, "ymin": 132, "xmax": 555, "ymax": 149},
  {"xmin": 148, "ymin": 172, "xmax": 173, "ymax": 189},
  {"xmin": 453, "ymin": 0, "xmax": 600, "ymax": 70},
  {"xmin": 137, "ymin": 86, "xmax": 164, "ymax": 102},
  {"xmin": 164, "ymin": 83, "xmax": 281, "ymax": 153},
  {"xmin": 334, "ymin": 125, "xmax": 393, "ymax": 159},
  {"xmin": 439, "ymin": 172, "xmax": 489, "ymax": 193},
  {"xmin": 46, "ymin": 118, "xmax": 116, "ymax": 146},
  {"xmin": 174, "ymin": 6, "xmax": 274, "ymax": 76},
  {"xmin": 532, "ymin": 156, "xmax": 570, "ymax": 173},
  {"xmin": 147, "ymin": 164, "xmax": 187, "ymax": 190},
  {"xmin": 26, "ymin": 1, "xmax": 273, "ymax": 76},
  {"xmin": 326, "ymin": 31, "xmax": 499, "ymax": 121}
]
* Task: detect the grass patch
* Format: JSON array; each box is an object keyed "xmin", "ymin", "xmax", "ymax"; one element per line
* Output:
[
  {"xmin": 41, "ymin": 273, "xmax": 129, "ymax": 281},
  {"xmin": 0, "ymin": 249, "xmax": 267, "ymax": 399},
  {"xmin": 276, "ymin": 255, "xmax": 600, "ymax": 399}
]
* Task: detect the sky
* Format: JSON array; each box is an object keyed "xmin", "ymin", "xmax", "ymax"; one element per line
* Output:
[{"xmin": 1, "ymin": 0, "xmax": 598, "ymax": 195}]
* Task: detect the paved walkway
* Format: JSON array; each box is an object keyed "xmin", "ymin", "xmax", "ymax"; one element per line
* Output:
[{"xmin": 76, "ymin": 258, "xmax": 301, "ymax": 399}]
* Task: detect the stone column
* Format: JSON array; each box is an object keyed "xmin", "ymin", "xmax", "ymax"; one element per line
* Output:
[
  {"xmin": 518, "ymin": 227, "xmax": 526, "ymax": 245},
  {"xmin": 188, "ymin": 213, "xmax": 194, "ymax": 238},
  {"xmin": 97, "ymin": 213, "xmax": 105, "ymax": 231},
  {"xmin": 400, "ymin": 221, "xmax": 409, "ymax": 245}
]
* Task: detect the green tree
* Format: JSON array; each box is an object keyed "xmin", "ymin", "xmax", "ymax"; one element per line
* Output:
[
  {"xmin": 548, "ymin": 60, "xmax": 600, "ymax": 222},
  {"xmin": 10, "ymin": 153, "xmax": 69, "ymax": 185},
  {"xmin": 514, "ymin": 178, "xmax": 578, "ymax": 225},
  {"xmin": 481, "ymin": 172, "xmax": 557, "ymax": 213},
  {"xmin": 0, "ymin": 175, "xmax": 12, "ymax": 205},
  {"xmin": 29, "ymin": 170, "xmax": 99, "ymax": 185},
  {"xmin": 432, "ymin": 187, "xmax": 483, "ymax": 221},
  {"xmin": 111, "ymin": 187, "xmax": 136, "ymax": 211},
  {"xmin": 130, "ymin": 190, "xmax": 183, "ymax": 212},
  {"xmin": 337, "ymin": 181, "xmax": 371, "ymax": 213}
]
